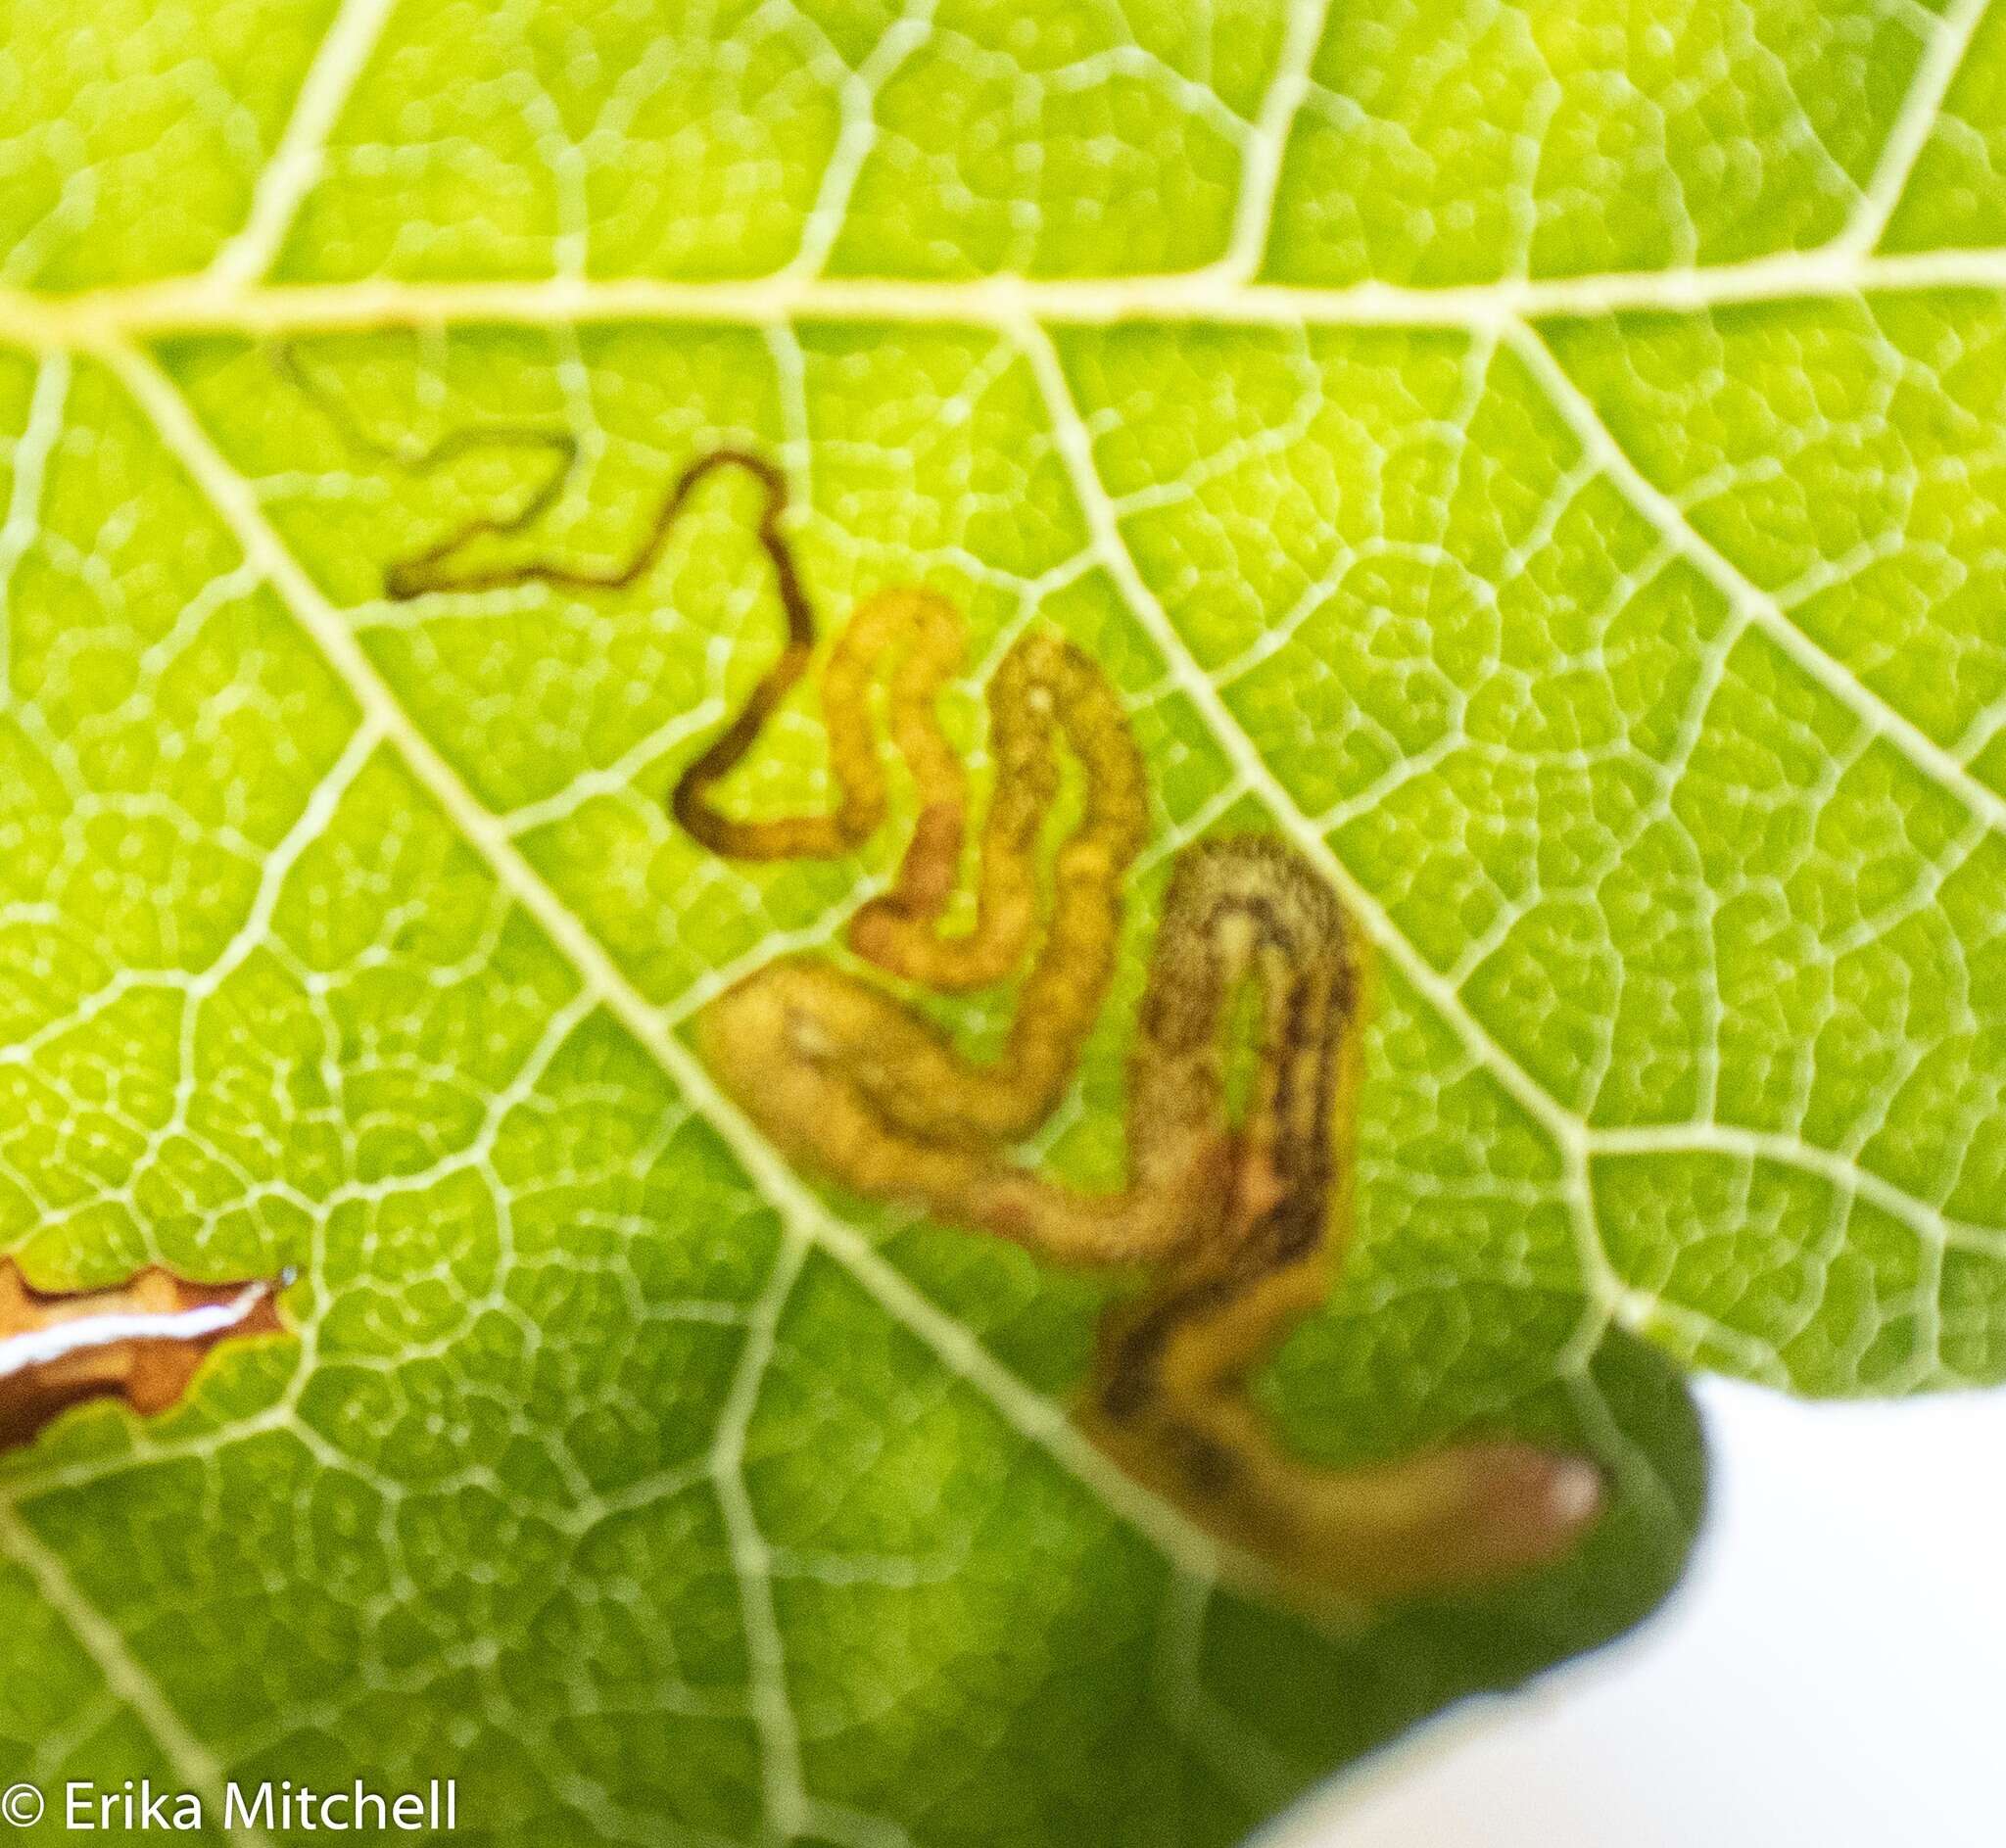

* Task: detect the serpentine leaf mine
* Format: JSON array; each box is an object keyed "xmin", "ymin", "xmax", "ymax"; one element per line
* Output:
[{"xmin": 391, "ymin": 446, "xmax": 1605, "ymax": 1612}]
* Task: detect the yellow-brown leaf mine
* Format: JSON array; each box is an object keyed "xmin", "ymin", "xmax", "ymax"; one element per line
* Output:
[
  {"xmin": 0, "ymin": 1260, "xmax": 286, "ymax": 1452},
  {"xmin": 390, "ymin": 447, "xmax": 1603, "ymax": 1609}
]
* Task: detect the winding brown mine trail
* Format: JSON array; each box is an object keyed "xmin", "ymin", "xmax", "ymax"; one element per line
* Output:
[{"xmin": 391, "ymin": 444, "xmax": 1605, "ymax": 1610}]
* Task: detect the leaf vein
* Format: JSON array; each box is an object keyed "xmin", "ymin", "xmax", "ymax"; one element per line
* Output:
[
  {"xmin": 0, "ymin": 1508, "xmax": 273, "ymax": 1848},
  {"xmin": 207, "ymin": 0, "xmax": 404, "ymax": 287},
  {"xmin": 1509, "ymin": 318, "xmax": 2006, "ymax": 842},
  {"xmin": 1837, "ymin": 0, "xmax": 1994, "ymax": 257}
]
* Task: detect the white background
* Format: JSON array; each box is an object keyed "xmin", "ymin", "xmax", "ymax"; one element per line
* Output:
[{"xmin": 1270, "ymin": 1377, "xmax": 2005, "ymax": 1847}]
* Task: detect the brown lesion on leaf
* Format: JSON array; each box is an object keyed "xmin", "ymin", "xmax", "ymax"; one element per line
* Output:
[
  {"xmin": 384, "ymin": 441, "xmax": 1605, "ymax": 1613},
  {"xmin": 0, "ymin": 1260, "xmax": 288, "ymax": 1453}
]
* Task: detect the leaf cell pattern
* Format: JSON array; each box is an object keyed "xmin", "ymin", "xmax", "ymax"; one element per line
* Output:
[{"xmin": 0, "ymin": 1, "xmax": 1995, "ymax": 1844}]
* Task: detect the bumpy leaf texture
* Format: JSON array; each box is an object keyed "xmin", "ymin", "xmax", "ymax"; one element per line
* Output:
[{"xmin": 1, "ymin": 0, "xmax": 2001, "ymax": 1842}]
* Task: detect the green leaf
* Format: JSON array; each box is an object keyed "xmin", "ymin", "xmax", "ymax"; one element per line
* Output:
[{"xmin": 0, "ymin": 1, "xmax": 1997, "ymax": 1843}]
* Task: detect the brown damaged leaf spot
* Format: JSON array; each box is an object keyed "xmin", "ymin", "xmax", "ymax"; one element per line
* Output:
[
  {"xmin": 0, "ymin": 1260, "xmax": 288, "ymax": 1453},
  {"xmin": 388, "ymin": 445, "xmax": 1604, "ymax": 1613}
]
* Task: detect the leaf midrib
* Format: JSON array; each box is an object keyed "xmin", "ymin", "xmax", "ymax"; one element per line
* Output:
[{"xmin": 7, "ymin": 246, "xmax": 2006, "ymax": 350}]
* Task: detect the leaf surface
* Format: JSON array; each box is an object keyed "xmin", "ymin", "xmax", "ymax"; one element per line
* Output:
[{"xmin": 2, "ymin": 1, "xmax": 1999, "ymax": 1842}]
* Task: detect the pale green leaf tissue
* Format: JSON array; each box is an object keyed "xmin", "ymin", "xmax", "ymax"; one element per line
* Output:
[{"xmin": 0, "ymin": 1, "xmax": 1999, "ymax": 1843}]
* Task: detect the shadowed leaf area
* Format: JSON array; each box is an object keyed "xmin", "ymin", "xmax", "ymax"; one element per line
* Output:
[{"xmin": 3, "ymin": 0, "xmax": 2002, "ymax": 1842}]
